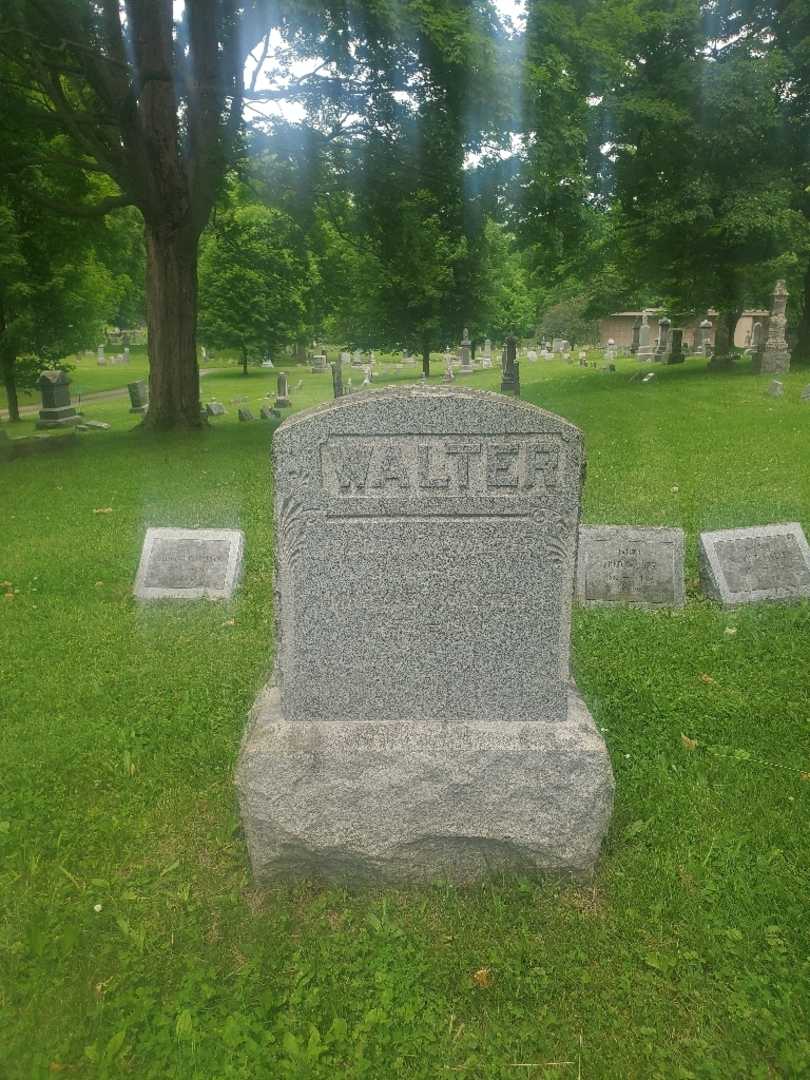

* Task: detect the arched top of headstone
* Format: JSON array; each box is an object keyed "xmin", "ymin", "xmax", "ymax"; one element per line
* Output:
[
  {"xmin": 276, "ymin": 385, "xmax": 581, "ymax": 446},
  {"xmin": 658, "ymin": 316, "xmax": 671, "ymax": 327},
  {"xmin": 271, "ymin": 385, "xmax": 584, "ymax": 727}
]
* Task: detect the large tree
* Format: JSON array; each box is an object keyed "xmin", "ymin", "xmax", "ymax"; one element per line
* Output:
[
  {"xmin": 198, "ymin": 201, "xmax": 310, "ymax": 372},
  {"xmin": 0, "ymin": 0, "xmax": 280, "ymax": 428}
]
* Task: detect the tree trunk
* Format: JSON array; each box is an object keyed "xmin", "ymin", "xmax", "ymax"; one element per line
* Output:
[
  {"xmin": 141, "ymin": 221, "xmax": 204, "ymax": 430},
  {"xmin": 241, "ymin": 345, "xmax": 248, "ymax": 376},
  {"xmin": 794, "ymin": 259, "xmax": 810, "ymax": 365},
  {"xmin": 421, "ymin": 342, "xmax": 431, "ymax": 378},
  {"xmin": 1, "ymin": 348, "xmax": 21, "ymax": 423}
]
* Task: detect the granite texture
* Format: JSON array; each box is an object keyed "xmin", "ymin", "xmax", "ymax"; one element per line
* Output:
[
  {"xmin": 699, "ymin": 523, "xmax": 810, "ymax": 606},
  {"xmin": 577, "ymin": 525, "xmax": 685, "ymax": 608},
  {"xmin": 134, "ymin": 527, "xmax": 244, "ymax": 600},
  {"xmin": 237, "ymin": 386, "xmax": 613, "ymax": 882},
  {"xmin": 272, "ymin": 386, "xmax": 584, "ymax": 726},
  {"xmin": 237, "ymin": 683, "xmax": 614, "ymax": 884}
]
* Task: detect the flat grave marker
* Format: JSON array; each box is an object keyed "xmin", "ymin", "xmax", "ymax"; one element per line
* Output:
[
  {"xmin": 577, "ymin": 526, "xmax": 685, "ymax": 608},
  {"xmin": 699, "ymin": 523, "xmax": 810, "ymax": 606},
  {"xmin": 134, "ymin": 527, "xmax": 245, "ymax": 601}
]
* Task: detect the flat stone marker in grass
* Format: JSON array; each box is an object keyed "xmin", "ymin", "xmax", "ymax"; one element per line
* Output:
[
  {"xmin": 236, "ymin": 386, "xmax": 614, "ymax": 884},
  {"xmin": 577, "ymin": 525, "xmax": 685, "ymax": 608},
  {"xmin": 206, "ymin": 402, "xmax": 225, "ymax": 416},
  {"xmin": 238, "ymin": 407, "xmax": 255, "ymax": 422},
  {"xmin": 134, "ymin": 527, "xmax": 244, "ymax": 601},
  {"xmin": 699, "ymin": 523, "xmax": 810, "ymax": 607}
]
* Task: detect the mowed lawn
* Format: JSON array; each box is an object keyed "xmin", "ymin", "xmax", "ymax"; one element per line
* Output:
[{"xmin": 2, "ymin": 355, "xmax": 809, "ymax": 1078}]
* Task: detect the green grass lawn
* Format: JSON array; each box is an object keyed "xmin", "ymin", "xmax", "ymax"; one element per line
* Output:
[{"xmin": 2, "ymin": 355, "xmax": 810, "ymax": 1078}]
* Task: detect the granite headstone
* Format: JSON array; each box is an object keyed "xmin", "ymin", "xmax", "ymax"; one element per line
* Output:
[
  {"xmin": 236, "ymin": 386, "xmax": 614, "ymax": 883},
  {"xmin": 134, "ymin": 527, "xmax": 245, "ymax": 600},
  {"xmin": 577, "ymin": 526, "xmax": 685, "ymax": 608},
  {"xmin": 699, "ymin": 523, "xmax": 810, "ymax": 606}
]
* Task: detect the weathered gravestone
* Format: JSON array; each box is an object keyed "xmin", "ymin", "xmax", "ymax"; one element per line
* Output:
[
  {"xmin": 800, "ymin": 385, "xmax": 810, "ymax": 402},
  {"xmin": 206, "ymin": 402, "xmax": 226, "ymax": 416},
  {"xmin": 577, "ymin": 526, "xmax": 685, "ymax": 608},
  {"xmin": 667, "ymin": 328, "xmax": 685, "ymax": 365},
  {"xmin": 236, "ymin": 386, "xmax": 614, "ymax": 883},
  {"xmin": 759, "ymin": 280, "xmax": 791, "ymax": 374},
  {"xmin": 127, "ymin": 380, "xmax": 149, "ymax": 415},
  {"xmin": 699, "ymin": 523, "xmax": 810, "ymax": 607},
  {"xmin": 459, "ymin": 329, "xmax": 473, "ymax": 374},
  {"xmin": 134, "ymin": 527, "xmax": 245, "ymax": 600},
  {"xmin": 768, "ymin": 380, "xmax": 784, "ymax": 398},
  {"xmin": 238, "ymin": 407, "xmax": 256, "ymax": 422},
  {"xmin": 275, "ymin": 372, "xmax": 291, "ymax": 408},
  {"xmin": 36, "ymin": 371, "xmax": 80, "ymax": 429},
  {"xmin": 500, "ymin": 336, "xmax": 520, "ymax": 397}
]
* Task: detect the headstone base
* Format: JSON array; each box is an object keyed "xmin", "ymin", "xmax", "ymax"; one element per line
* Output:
[
  {"xmin": 236, "ymin": 684, "xmax": 614, "ymax": 884},
  {"xmin": 758, "ymin": 348, "xmax": 790, "ymax": 375},
  {"xmin": 36, "ymin": 406, "xmax": 79, "ymax": 429},
  {"xmin": 129, "ymin": 405, "xmax": 148, "ymax": 415},
  {"xmin": 274, "ymin": 396, "xmax": 290, "ymax": 408}
]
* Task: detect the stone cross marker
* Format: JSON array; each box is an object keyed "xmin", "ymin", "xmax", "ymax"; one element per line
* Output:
[
  {"xmin": 134, "ymin": 527, "xmax": 245, "ymax": 600},
  {"xmin": 699, "ymin": 523, "xmax": 810, "ymax": 606},
  {"xmin": 236, "ymin": 386, "xmax": 614, "ymax": 883},
  {"xmin": 577, "ymin": 526, "xmax": 685, "ymax": 608}
]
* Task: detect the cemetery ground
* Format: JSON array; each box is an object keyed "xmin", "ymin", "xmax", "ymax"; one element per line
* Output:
[{"xmin": 2, "ymin": 355, "xmax": 810, "ymax": 1078}]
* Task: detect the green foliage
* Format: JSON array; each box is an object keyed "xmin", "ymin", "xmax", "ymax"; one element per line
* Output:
[
  {"xmin": 198, "ymin": 204, "xmax": 310, "ymax": 365},
  {"xmin": 2, "ymin": 357, "xmax": 810, "ymax": 1076},
  {"xmin": 537, "ymin": 296, "xmax": 598, "ymax": 344}
]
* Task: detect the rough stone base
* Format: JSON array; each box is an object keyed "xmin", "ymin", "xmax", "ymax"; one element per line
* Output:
[
  {"xmin": 759, "ymin": 349, "xmax": 791, "ymax": 374},
  {"xmin": 236, "ymin": 685, "xmax": 614, "ymax": 885}
]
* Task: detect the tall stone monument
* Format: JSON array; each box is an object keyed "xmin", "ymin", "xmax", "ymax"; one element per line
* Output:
[
  {"xmin": 275, "ymin": 372, "xmax": 290, "ymax": 408},
  {"xmin": 331, "ymin": 355, "xmax": 344, "ymax": 399},
  {"xmin": 636, "ymin": 312, "xmax": 654, "ymax": 361},
  {"xmin": 630, "ymin": 317, "xmax": 642, "ymax": 356},
  {"xmin": 236, "ymin": 387, "xmax": 614, "ymax": 883},
  {"xmin": 655, "ymin": 317, "xmax": 672, "ymax": 362},
  {"xmin": 667, "ymin": 328, "xmax": 685, "ymax": 365},
  {"xmin": 36, "ymin": 371, "xmax": 80, "ymax": 429},
  {"xmin": 697, "ymin": 317, "xmax": 713, "ymax": 356},
  {"xmin": 758, "ymin": 280, "xmax": 791, "ymax": 374},
  {"xmin": 459, "ymin": 328, "xmax": 473, "ymax": 374},
  {"xmin": 500, "ymin": 335, "xmax": 520, "ymax": 397}
]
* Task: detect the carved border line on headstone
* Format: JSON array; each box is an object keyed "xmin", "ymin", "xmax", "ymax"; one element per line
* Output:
[{"xmin": 134, "ymin": 527, "xmax": 245, "ymax": 600}]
